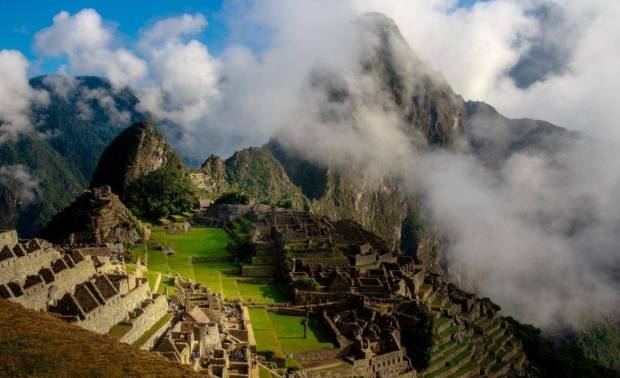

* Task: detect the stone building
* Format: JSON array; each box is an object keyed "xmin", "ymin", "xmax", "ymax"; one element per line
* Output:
[
  {"xmin": 230, "ymin": 208, "xmax": 528, "ymax": 377},
  {"xmin": 0, "ymin": 230, "xmax": 169, "ymax": 347},
  {"xmin": 153, "ymin": 277, "xmax": 257, "ymax": 377}
]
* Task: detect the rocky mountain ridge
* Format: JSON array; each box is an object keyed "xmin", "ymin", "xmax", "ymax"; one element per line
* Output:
[{"xmin": 90, "ymin": 121, "xmax": 185, "ymax": 200}]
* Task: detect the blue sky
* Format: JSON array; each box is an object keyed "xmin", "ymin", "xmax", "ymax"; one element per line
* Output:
[
  {"xmin": 0, "ymin": 0, "xmax": 481, "ymax": 76},
  {"xmin": 0, "ymin": 0, "xmax": 228, "ymax": 74}
]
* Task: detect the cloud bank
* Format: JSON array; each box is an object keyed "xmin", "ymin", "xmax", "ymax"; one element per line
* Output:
[
  {"xmin": 34, "ymin": 9, "xmax": 147, "ymax": 87},
  {"xmin": 0, "ymin": 164, "xmax": 39, "ymax": 204},
  {"xmin": 3, "ymin": 1, "xmax": 620, "ymax": 330},
  {"xmin": 0, "ymin": 50, "xmax": 48, "ymax": 143}
]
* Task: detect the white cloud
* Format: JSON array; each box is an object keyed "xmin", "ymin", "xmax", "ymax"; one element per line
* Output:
[
  {"xmin": 34, "ymin": 9, "xmax": 147, "ymax": 87},
  {"xmin": 137, "ymin": 14, "xmax": 220, "ymax": 134},
  {"xmin": 20, "ymin": 2, "xmax": 620, "ymax": 329},
  {"xmin": 0, "ymin": 164, "xmax": 39, "ymax": 204},
  {"xmin": 0, "ymin": 50, "xmax": 49, "ymax": 143},
  {"xmin": 201, "ymin": 0, "xmax": 620, "ymax": 329},
  {"xmin": 340, "ymin": 0, "xmax": 620, "ymax": 142}
]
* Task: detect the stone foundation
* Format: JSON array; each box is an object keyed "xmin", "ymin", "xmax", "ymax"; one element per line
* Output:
[{"xmin": 119, "ymin": 294, "xmax": 169, "ymax": 344}]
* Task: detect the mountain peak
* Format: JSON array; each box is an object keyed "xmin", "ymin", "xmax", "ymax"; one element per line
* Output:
[{"xmin": 90, "ymin": 121, "xmax": 183, "ymax": 199}]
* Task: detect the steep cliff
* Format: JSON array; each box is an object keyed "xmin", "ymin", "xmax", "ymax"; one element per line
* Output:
[
  {"xmin": 262, "ymin": 13, "xmax": 467, "ymax": 248},
  {"xmin": 90, "ymin": 121, "xmax": 185, "ymax": 199}
]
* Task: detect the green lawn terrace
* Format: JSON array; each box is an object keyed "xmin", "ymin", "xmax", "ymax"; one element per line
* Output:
[
  {"xmin": 142, "ymin": 225, "xmax": 285, "ymax": 304},
  {"xmin": 419, "ymin": 280, "xmax": 527, "ymax": 378},
  {"xmin": 248, "ymin": 307, "xmax": 337, "ymax": 374}
]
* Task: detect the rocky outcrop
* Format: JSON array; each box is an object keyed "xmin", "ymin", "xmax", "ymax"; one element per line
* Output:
[
  {"xmin": 355, "ymin": 12, "xmax": 467, "ymax": 146},
  {"xmin": 263, "ymin": 13, "xmax": 468, "ymax": 248},
  {"xmin": 39, "ymin": 186, "xmax": 146, "ymax": 245},
  {"xmin": 90, "ymin": 121, "xmax": 184, "ymax": 199}
]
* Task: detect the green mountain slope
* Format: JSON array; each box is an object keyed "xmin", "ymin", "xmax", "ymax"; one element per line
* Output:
[
  {"xmin": 0, "ymin": 75, "xmax": 142, "ymax": 236},
  {"xmin": 90, "ymin": 121, "xmax": 196, "ymax": 220},
  {"xmin": 198, "ymin": 147, "xmax": 306, "ymax": 208},
  {"xmin": 0, "ymin": 136, "xmax": 84, "ymax": 236}
]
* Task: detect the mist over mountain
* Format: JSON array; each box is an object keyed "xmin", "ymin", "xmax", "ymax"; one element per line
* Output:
[
  {"xmin": 0, "ymin": 76, "xmax": 142, "ymax": 235},
  {"xmin": 0, "ymin": 3, "xmax": 619, "ymax": 357}
]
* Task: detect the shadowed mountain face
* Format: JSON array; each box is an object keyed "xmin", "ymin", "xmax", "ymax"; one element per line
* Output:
[
  {"xmin": 90, "ymin": 121, "xmax": 184, "ymax": 199},
  {"xmin": 30, "ymin": 76, "xmax": 143, "ymax": 180},
  {"xmin": 465, "ymin": 101, "xmax": 580, "ymax": 167}
]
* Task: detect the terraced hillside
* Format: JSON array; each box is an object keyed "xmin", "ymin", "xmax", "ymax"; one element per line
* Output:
[
  {"xmin": 0, "ymin": 299, "xmax": 201, "ymax": 377},
  {"xmin": 418, "ymin": 284, "xmax": 525, "ymax": 378},
  {"xmin": 142, "ymin": 224, "xmax": 285, "ymax": 304}
]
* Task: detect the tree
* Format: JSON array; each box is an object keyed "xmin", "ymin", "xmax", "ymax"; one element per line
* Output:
[
  {"xmin": 125, "ymin": 167, "xmax": 197, "ymax": 220},
  {"xmin": 400, "ymin": 210, "xmax": 428, "ymax": 255},
  {"xmin": 213, "ymin": 192, "xmax": 249, "ymax": 206},
  {"xmin": 294, "ymin": 277, "xmax": 321, "ymax": 291}
]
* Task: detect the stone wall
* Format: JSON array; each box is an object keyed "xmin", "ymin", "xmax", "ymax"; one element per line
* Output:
[
  {"xmin": 251, "ymin": 256, "xmax": 274, "ymax": 265},
  {"xmin": 412, "ymin": 270, "xmax": 425, "ymax": 292},
  {"xmin": 120, "ymin": 294, "xmax": 169, "ymax": 344},
  {"xmin": 77, "ymin": 279, "xmax": 150, "ymax": 334},
  {"xmin": 10, "ymin": 259, "xmax": 96, "ymax": 311},
  {"xmin": 294, "ymin": 289, "xmax": 347, "ymax": 305},
  {"xmin": 348, "ymin": 350, "xmax": 411, "ymax": 377},
  {"xmin": 0, "ymin": 247, "xmax": 61, "ymax": 284},
  {"xmin": 241, "ymin": 264, "xmax": 275, "ymax": 277},
  {"xmin": 139, "ymin": 315, "xmax": 174, "ymax": 351},
  {"xmin": 291, "ymin": 348, "xmax": 341, "ymax": 362},
  {"xmin": 0, "ymin": 230, "xmax": 18, "ymax": 248},
  {"xmin": 353, "ymin": 253, "xmax": 377, "ymax": 266}
]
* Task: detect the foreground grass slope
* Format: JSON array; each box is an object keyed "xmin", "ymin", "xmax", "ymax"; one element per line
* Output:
[{"xmin": 0, "ymin": 299, "xmax": 201, "ymax": 377}]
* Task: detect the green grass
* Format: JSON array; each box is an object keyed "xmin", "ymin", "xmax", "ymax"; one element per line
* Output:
[
  {"xmin": 150, "ymin": 227, "xmax": 232, "ymax": 259},
  {"xmin": 259, "ymin": 366, "xmax": 277, "ymax": 378},
  {"xmin": 144, "ymin": 271, "xmax": 161, "ymax": 291},
  {"xmin": 147, "ymin": 249, "xmax": 168, "ymax": 273},
  {"xmin": 249, "ymin": 308, "xmax": 336, "ymax": 354},
  {"xmin": 433, "ymin": 317, "xmax": 451, "ymax": 332},
  {"xmin": 0, "ymin": 300, "xmax": 200, "ymax": 377},
  {"xmin": 238, "ymin": 282, "xmax": 286, "ymax": 303},
  {"xmin": 130, "ymin": 243, "xmax": 147, "ymax": 263},
  {"xmin": 144, "ymin": 226, "xmax": 284, "ymax": 303},
  {"xmin": 438, "ymin": 325, "xmax": 459, "ymax": 340},
  {"xmin": 107, "ymin": 324, "xmax": 132, "ymax": 340},
  {"xmin": 132, "ymin": 313, "xmax": 173, "ymax": 348},
  {"xmin": 449, "ymin": 360, "xmax": 478, "ymax": 377}
]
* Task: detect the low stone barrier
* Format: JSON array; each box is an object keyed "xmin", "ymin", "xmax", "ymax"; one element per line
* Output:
[
  {"xmin": 138, "ymin": 315, "xmax": 174, "ymax": 351},
  {"xmin": 241, "ymin": 264, "xmax": 275, "ymax": 277},
  {"xmin": 191, "ymin": 256, "xmax": 233, "ymax": 263},
  {"xmin": 120, "ymin": 295, "xmax": 169, "ymax": 345},
  {"xmin": 291, "ymin": 348, "xmax": 341, "ymax": 362}
]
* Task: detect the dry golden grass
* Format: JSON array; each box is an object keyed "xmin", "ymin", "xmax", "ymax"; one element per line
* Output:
[{"xmin": 0, "ymin": 299, "xmax": 204, "ymax": 377}]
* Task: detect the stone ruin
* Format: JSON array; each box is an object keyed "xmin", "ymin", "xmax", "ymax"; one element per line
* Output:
[
  {"xmin": 0, "ymin": 230, "xmax": 168, "ymax": 345},
  {"xmin": 40, "ymin": 185, "xmax": 149, "ymax": 248},
  {"xmin": 231, "ymin": 207, "xmax": 527, "ymax": 378},
  {"xmin": 151, "ymin": 276, "xmax": 257, "ymax": 377}
]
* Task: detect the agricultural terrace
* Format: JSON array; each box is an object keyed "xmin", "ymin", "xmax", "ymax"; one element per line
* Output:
[
  {"xmin": 143, "ymin": 226, "xmax": 285, "ymax": 303},
  {"xmin": 249, "ymin": 308, "xmax": 335, "ymax": 356}
]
